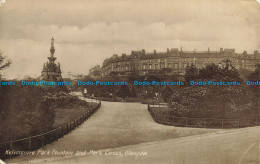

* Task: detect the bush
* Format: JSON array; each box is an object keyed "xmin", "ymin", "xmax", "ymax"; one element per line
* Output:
[
  {"xmin": 43, "ymin": 91, "xmax": 89, "ymax": 108},
  {"xmin": 169, "ymin": 60, "xmax": 257, "ymax": 119},
  {"xmin": 169, "ymin": 85, "xmax": 256, "ymax": 119},
  {"xmin": 0, "ymin": 84, "xmax": 89, "ymax": 143},
  {"xmin": 0, "ymin": 86, "xmax": 55, "ymax": 142}
]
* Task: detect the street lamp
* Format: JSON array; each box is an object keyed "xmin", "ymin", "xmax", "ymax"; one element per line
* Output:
[
  {"xmin": 83, "ymin": 88, "xmax": 87, "ymax": 97},
  {"xmin": 155, "ymin": 92, "xmax": 160, "ymax": 109}
]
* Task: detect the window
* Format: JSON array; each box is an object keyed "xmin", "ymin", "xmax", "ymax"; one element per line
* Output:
[
  {"xmin": 143, "ymin": 65, "xmax": 146, "ymax": 69},
  {"xmin": 168, "ymin": 63, "xmax": 172, "ymax": 68},
  {"xmin": 155, "ymin": 64, "xmax": 158, "ymax": 69},
  {"xmin": 174, "ymin": 64, "xmax": 178, "ymax": 69}
]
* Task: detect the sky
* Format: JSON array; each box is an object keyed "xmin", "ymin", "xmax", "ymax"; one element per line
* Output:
[{"xmin": 0, "ymin": 0, "xmax": 260, "ymax": 79}]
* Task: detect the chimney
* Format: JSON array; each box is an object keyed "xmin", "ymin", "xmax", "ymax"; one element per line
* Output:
[
  {"xmin": 254, "ymin": 50, "xmax": 259, "ymax": 58},
  {"xmin": 142, "ymin": 49, "xmax": 145, "ymax": 54},
  {"xmin": 167, "ymin": 48, "xmax": 169, "ymax": 53},
  {"xmin": 220, "ymin": 48, "xmax": 223, "ymax": 53},
  {"xmin": 154, "ymin": 50, "xmax": 156, "ymax": 54}
]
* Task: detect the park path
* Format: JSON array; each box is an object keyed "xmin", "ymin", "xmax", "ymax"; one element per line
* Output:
[
  {"xmin": 29, "ymin": 126, "xmax": 260, "ymax": 164},
  {"xmin": 7, "ymin": 92, "xmax": 218, "ymax": 163}
]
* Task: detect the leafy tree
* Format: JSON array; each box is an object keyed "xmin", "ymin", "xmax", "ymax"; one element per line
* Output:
[
  {"xmin": 238, "ymin": 68, "xmax": 252, "ymax": 81},
  {"xmin": 130, "ymin": 86, "xmax": 137, "ymax": 97},
  {"xmin": 161, "ymin": 86, "xmax": 173, "ymax": 102},
  {"xmin": 0, "ymin": 86, "xmax": 55, "ymax": 142},
  {"xmin": 199, "ymin": 59, "xmax": 242, "ymax": 82},
  {"xmin": 169, "ymin": 59, "xmax": 255, "ymax": 120},
  {"xmin": 184, "ymin": 64, "xmax": 199, "ymax": 82},
  {"xmin": 248, "ymin": 63, "xmax": 260, "ymax": 82},
  {"xmin": 198, "ymin": 63, "xmax": 220, "ymax": 80},
  {"xmin": 92, "ymin": 70, "xmax": 101, "ymax": 76},
  {"xmin": 169, "ymin": 85, "xmax": 256, "ymax": 119},
  {"xmin": 160, "ymin": 68, "xmax": 173, "ymax": 75},
  {"xmin": 117, "ymin": 85, "xmax": 130, "ymax": 100},
  {"xmin": 247, "ymin": 63, "xmax": 260, "ymax": 122}
]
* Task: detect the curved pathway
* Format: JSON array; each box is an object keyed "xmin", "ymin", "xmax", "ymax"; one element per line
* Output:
[{"xmin": 7, "ymin": 93, "xmax": 217, "ymax": 163}]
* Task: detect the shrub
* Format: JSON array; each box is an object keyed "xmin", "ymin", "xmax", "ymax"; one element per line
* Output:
[{"xmin": 0, "ymin": 86, "xmax": 55, "ymax": 142}]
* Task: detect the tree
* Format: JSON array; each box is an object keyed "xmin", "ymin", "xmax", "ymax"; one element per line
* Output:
[
  {"xmin": 0, "ymin": 51, "xmax": 11, "ymax": 70},
  {"xmin": 199, "ymin": 63, "xmax": 220, "ymax": 80},
  {"xmin": 160, "ymin": 68, "xmax": 173, "ymax": 75},
  {"xmin": 161, "ymin": 86, "xmax": 173, "ymax": 102},
  {"xmin": 184, "ymin": 64, "xmax": 199, "ymax": 82},
  {"xmin": 248, "ymin": 63, "xmax": 260, "ymax": 82},
  {"xmin": 0, "ymin": 86, "xmax": 55, "ymax": 142},
  {"xmin": 117, "ymin": 85, "xmax": 130, "ymax": 100},
  {"xmin": 130, "ymin": 86, "xmax": 137, "ymax": 97},
  {"xmin": 0, "ymin": 51, "xmax": 11, "ymax": 79},
  {"xmin": 196, "ymin": 59, "xmax": 242, "ymax": 82},
  {"xmin": 169, "ymin": 59, "xmax": 255, "ymax": 120},
  {"xmin": 247, "ymin": 63, "xmax": 260, "ymax": 123}
]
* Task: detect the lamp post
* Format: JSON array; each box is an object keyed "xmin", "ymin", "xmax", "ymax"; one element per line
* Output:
[
  {"xmin": 83, "ymin": 88, "xmax": 87, "ymax": 97},
  {"xmin": 109, "ymin": 93, "xmax": 113, "ymax": 101},
  {"xmin": 155, "ymin": 92, "xmax": 160, "ymax": 109},
  {"xmin": 155, "ymin": 93, "xmax": 158, "ymax": 107},
  {"xmin": 144, "ymin": 76, "xmax": 148, "ymax": 102},
  {"xmin": 92, "ymin": 94, "xmax": 94, "ymax": 103}
]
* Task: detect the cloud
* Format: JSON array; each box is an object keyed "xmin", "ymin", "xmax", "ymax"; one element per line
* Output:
[{"xmin": 0, "ymin": 0, "xmax": 260, "ymax": 79}]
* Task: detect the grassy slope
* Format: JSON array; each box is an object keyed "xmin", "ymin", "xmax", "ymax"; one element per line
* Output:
[{"xmin": 53, "ymin": 102, "xmax": 98, "ymax": 127}]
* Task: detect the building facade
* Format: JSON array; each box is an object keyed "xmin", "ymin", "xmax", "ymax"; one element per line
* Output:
[
  {"xmin": 41, "ymin": 37, "xmax": 62, "ymax": 81},
  {"xmin": 101, "ymin": 48, "xmax": 259, "ymax": 76}
]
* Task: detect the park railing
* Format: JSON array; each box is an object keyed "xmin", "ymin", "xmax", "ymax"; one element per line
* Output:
[
  {"xmin": 148, "ymin": 104, "xmax": 258, "ymax": 129},
  {"xmin": 0, "ymin": 100, "xmax": 101, "ymax": 160}
]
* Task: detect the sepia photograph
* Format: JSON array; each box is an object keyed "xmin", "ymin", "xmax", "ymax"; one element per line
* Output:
[{"xmin": 1, "ymin": 0, "xmax": 260, "ymax": 163}]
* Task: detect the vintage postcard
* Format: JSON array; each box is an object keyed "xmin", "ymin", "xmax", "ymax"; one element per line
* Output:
[{"xmin": 1, "ymin": 0, "xmax": 260, "ymax": 163}]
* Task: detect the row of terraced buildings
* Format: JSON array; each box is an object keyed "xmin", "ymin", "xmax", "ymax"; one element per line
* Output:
[{"xmin": 99, "ymin": 48, "xmax": 259, "ymax": 77}]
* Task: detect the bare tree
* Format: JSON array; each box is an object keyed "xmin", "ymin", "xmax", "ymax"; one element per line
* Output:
[
  {"xmin": 0, "ymin": 51, "xmax": 11, "ymax": 70},
  {"xmin": 0, "ymin": 51, "xmax": 11, "ymax": 79}
]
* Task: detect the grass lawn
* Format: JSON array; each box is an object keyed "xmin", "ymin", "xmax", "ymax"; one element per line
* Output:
[
  {"xmin": 150, "ymin": 106, "xmax": 171, "ymax": 115},
  {"xmin": 53, "ymin": 102, "xmax": 99, "ymax": 127}
]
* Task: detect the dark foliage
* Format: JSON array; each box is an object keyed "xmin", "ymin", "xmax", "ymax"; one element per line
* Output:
[
  {"xmin": 169, "ymin": 59, "xmax": 256, "ymax": 119},
  {"xmin": 161, "ymin": 86, "xmax": 173, "ymax": 102},
  {"xmin": 117, "ymin": 85, "xmax": 130, "ymax": 99},
  {"xmin": 0, "ymin": 86, "xmax": 55, "ymax": 142},
  {"xmin": 184, "ymin": 64, "xmax": 199, "ymax": 82}
]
